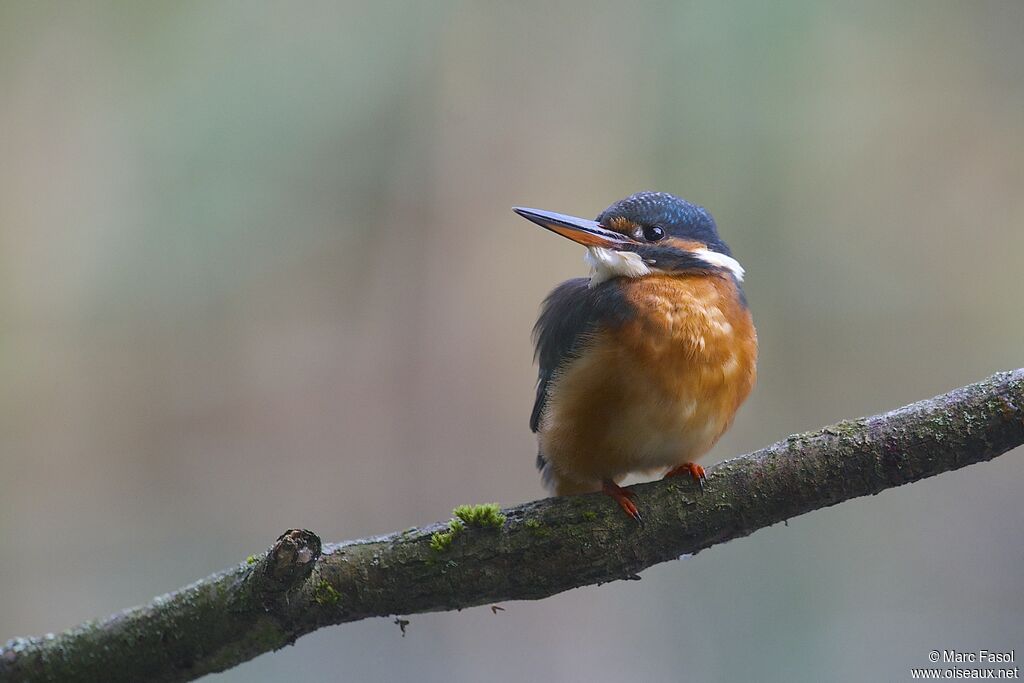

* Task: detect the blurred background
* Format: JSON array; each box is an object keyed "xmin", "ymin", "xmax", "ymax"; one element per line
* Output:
[{"xmin": 2, "ymin": 2, "xmax": 1022, "ymax": 681}]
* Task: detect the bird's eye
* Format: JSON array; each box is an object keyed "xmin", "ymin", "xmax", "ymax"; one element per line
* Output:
[{"xmin": 642, "ymin": 225, "xmax": 665, "ymax": 241}]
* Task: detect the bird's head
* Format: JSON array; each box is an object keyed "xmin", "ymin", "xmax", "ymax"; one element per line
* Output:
[{"xmin": 514, "ymin": 191, "xmax": 743, "ymax": 287}]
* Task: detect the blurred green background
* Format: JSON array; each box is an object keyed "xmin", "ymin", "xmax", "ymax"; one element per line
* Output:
[{"xmin": 2, "ymin": 2, "xmax": 1022, "ymax": 681}]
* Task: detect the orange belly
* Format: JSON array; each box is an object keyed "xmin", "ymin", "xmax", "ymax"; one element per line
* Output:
[{"xmin": 537, "ymin": 273, "xmax": 757, "ymax": 494}]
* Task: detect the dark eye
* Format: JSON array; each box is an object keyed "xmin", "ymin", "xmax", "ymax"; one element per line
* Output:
[{"xmin": 642, "ymin": 225, "xmax": 665, "ymax": 241}]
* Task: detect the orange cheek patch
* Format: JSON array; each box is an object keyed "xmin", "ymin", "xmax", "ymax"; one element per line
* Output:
[
  {"xmin": 664, "ymin": 237, "xmax": 706, "ymax": 253},
  {"xmin": 605, "ymin": 216, "xmax": 640, "ymax": 234}
]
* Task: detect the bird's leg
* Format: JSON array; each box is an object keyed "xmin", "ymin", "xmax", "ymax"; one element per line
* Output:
[
  {"xmin": 602, "ymin": 479, "xmax": 643, "ymax": 525},
  {"xmin": 664, "ymin": 462, "xmax": 706, "ymax": 491}
]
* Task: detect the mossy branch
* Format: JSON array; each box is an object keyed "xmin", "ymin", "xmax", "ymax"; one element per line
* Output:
[{"xmin": 3, "ymin": 370, "xmax": 1024, "ymax": 683}]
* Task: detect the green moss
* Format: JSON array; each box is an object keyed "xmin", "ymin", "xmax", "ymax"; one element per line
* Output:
[
  {"xmin": 430, "ymin": 504, "xmax": 504, "ymax": 553},
  {"xmin": 452, "ymin": 503, "xmax": 506, "ymax": 529},
  {"xmin": 524, "ymin": 518, "xmax": 552, "ymax": 538},
  {"xmin": 581, "ymin": 510, "xmax": 598, "ymax": 521},
  {"xmin": 430, "ymin": 519, "xmax": 465, "ymax": 552},
  {"xmin": 429, "ymin": 531, "xmax": 452, "ymax": 552},
  {"xmin": 314, "ymin": 580, "xmax": 341, "ymax": 606},
  {"xmin": 245, "ymin": 554, "xmax": 259, "ymax": 566}
]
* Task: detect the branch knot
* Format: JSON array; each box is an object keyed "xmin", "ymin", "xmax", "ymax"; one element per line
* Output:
[{"xmin": 261, "ymin": 529, "xmax": 321, "ymax": 594}]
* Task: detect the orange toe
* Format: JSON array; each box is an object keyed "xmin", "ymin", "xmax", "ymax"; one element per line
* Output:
[
  {"xmin": 602, "ymin": 480, "xmax": 643, "ymax": 524},
  {"xmin": 664, "ymin": 462, "xmax": 706, "ymax": 491}
]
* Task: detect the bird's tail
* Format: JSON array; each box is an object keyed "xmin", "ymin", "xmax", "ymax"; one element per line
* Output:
[
  {"xmin": 536, "ymin": 452, "xmax": 556, "ymax": 493},
  {"xmin": 536, "ymin": 453, "xmax": 602, "ymax": 496}
]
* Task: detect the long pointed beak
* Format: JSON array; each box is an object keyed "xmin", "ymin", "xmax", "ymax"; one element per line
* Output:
[{"xmin": 513, "ymin": 207, "xmax": 634, "ymax": 248}]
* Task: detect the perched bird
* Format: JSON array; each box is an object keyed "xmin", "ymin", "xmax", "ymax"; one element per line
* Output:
[{"xmin": 514, "ymin": 192, "xmax": 757, "ymax": 522}]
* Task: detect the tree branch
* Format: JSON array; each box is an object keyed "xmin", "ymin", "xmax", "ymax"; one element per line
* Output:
[{"xmin": 3, "ymin": 370, "xmax": 1023, "ymax": 682}]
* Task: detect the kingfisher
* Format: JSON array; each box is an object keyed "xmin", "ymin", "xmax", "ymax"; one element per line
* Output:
[{"xmin": 514, "ymin": 191, "xmax": 757, "ymax": 523}]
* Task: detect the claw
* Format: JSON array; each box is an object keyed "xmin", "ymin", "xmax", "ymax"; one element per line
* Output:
[
  {"xmin": 602, "ymin": 480, "xmax": 643, "ymax": 525},
  {"xmin": 664, "ymin": 462, "xmax": 706, "ymax": 492}
]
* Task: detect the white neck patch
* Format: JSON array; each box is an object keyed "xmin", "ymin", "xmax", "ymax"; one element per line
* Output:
[
  {"xmin": 584, "ymin": 247, "xmax": 651, "ymax": 287},
  {"xmin": 694, "ymin": 248, "xmax": 745, "ymax": 282}
]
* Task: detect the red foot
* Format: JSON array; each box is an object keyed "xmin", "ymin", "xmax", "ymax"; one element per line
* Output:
[
  {"xmin": 602, "ymin": 480, "xmax": 643, "ymax": 525},
  {"xmin": 664, "ymin": 462, "xmax": 707, "ymax": 491}
]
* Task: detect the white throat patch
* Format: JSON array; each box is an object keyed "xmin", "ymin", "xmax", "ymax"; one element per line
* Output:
[
  {"xmin": 584, "ymin": 247, "xmax": 651, "ymax": 287},
  {"xmin": 694, "ymin": 248, "xmax": 745, "ymax": 282}
]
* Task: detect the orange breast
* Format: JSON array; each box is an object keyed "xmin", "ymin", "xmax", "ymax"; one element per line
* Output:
[{"xmin": 538, "ymin": 273, "xmax": 757, "ymax": 492}]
